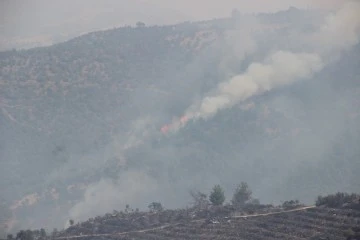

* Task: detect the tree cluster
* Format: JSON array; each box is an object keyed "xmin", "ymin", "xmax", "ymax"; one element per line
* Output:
[
  {"xmin": 316, "ymin": 192, "xmax": 360, "ymax": 208},
  {"xmin": 282, "ymin": 199, "xmax": 300, "ymax": 209},
  {"xmin": 148, "ymin": 202, "xmax": 163, "ymax": 212},
  {"xmin": 190, "ymin": 181, "xmax": 256, "ymax": 209},
  {"xmin": 7, "ymin": 229, "xmax": 46, "ymax": 240}
]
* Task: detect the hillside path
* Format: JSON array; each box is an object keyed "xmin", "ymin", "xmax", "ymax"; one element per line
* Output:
[{"xmin": 56, "ymin": 205, "xmax": 316, "ymax": 239}]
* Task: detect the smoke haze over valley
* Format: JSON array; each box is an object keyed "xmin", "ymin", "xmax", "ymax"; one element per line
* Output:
[{"xmin": 0, "ymin": 0, "xmax": 359, "ymax": 235}]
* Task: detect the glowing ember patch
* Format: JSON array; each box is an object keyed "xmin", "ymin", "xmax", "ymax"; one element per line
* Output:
[
  {"xmin": 180, "ymin": 115, "xmax": 188, "ymax": 124},
  {"xmin": 161, "ymin": 125, "xmax": 170, "ymax": 134},
  {"xmin": 161, "ymin": 115, "xmax": 190, "ymax": 134}
]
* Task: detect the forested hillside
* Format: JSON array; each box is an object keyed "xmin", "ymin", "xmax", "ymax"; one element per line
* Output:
[{"xmin": 0, "ymin": 5, "xmax": 359, "ymax": 234}]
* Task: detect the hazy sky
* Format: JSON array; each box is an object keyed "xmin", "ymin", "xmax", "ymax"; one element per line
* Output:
[
  {"xmin": 0, "ymin": 0, "xmax": 347, "ymax": 52},
  {"xmin": 139, "ymin": 0, "xmax": 344, "ymax": 16},
  {"xmin": 1, "ymin": 0, "xmax": 346, "ymax": 36}
]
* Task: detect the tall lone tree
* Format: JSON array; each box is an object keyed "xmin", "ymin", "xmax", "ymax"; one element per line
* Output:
[
  {"xmin": 209, "ymin": 185, "xmax": 225, "ymax": 206},
  {"xmin": 232, "ymin": 182, "xmax": 252, "ymax": 208},
  {"xmin": 148, "ymin": 202, "xmax": 163, "ymax": 212},
  {"xmin": 136, "ymin": 21, "xmax": 146, "ymax": 28}
]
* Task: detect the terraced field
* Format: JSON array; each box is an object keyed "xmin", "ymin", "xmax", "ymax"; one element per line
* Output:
[{"xmin": 56, "ymin": 206, "xmax": 360, "ymax": 240}]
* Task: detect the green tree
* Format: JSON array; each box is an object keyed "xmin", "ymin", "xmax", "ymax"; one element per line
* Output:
[
  {"xmin": 232, "ymin": 182, "xmax": 252, "ymax": 208},
  {"xmin": 15, "ymin": 230, "xmax": 25, "ymax": 240},
  {"xmin": 39, "ymin": 229, "xmax": 46, "ymax": 240},
  {"xmin": 69, "ymin": 219, "xmax": 74, "ymax": 226},
  {"xmin": 316, "ymin": 192, "xmax": 359, "ymax": 207},
  {"xmin": 209, "ymin": 185, "xmax": 225, "ymax": 206},
  {"xmin": 125, "ymin": 204, "xmax": 132, "ymax": 213},
  {"xmin": 15, "ymin": 230, "xmax": 33, "ymax": 240},
  {"xmin": 136, "ymin": 21, "xmax": 146, "ymax": 28},
  {"xmin": 148, "ymin": 202, "xmax": 163, "ymax": 212},
  {"xmin": 51, "ymin": 228, "xmax": 58, "ymax": 238}
]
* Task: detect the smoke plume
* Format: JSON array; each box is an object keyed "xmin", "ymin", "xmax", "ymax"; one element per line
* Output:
[
  {"xmin": 68, "ymin": 170, "xmax": 158, "ymax": 222},
  {"xmin": 175, "ymin": 0, "xmax": 360, "ymax": 127},
  {"xmin": 67, "ymin": 0, "xmax": 360, "ymax": 225},
  {"xmin": 187, "ymin": 51, "xmax": 323, "ymax": 119}
]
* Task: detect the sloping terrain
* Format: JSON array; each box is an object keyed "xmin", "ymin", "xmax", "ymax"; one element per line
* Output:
[
  {"xmin": 54, "ymin": 206, "xmax": 360, "ymax": 240},
  {"xmin": 131, "ymin": 207, "xmax": 359, "ymax": 240}
]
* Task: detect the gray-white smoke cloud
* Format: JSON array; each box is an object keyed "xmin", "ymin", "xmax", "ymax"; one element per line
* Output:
[
  {"xmin": 187, "ymin": 51, "xmax": 323, "ymax": 119},
  {"xmin": 217, "ymin": 14, "xmax": 260, "ymax": 74},
  {"xmin": 312, "ymin": 0, "xmax": 360, "ymax": 55},
  {"xmin": 68, "ymin": 170, "xmax": 158, "ymax": 223},
  {"xmin": 66, "ymin": 116, "xmax": 160, "ymax": 222},
  {"xmin": 180, "ymin": 0, "xmax": 360, "ymax": 123}
]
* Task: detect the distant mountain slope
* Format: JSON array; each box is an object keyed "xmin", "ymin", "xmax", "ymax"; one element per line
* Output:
[
  {"xmin": 0, "ymin": 6, "xmax": 359, "ymax": 233},
  {"xmin": 0, "ymin": 17, "xmax": 236, "ymax": 231}
]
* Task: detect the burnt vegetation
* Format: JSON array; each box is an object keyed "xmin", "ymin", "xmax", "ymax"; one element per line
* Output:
[
  {"xmin": 7, "ymin": 190, "xmax": 360, "ymax": 240},
  {"xmin": 316, "ymin": 193, "xmax": 360, "ymax": 209}
]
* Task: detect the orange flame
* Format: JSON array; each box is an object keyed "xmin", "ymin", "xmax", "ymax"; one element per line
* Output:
[
  {"xmin": 161, "ymin": 124, "xmax": 170, "ymax": 134},
  {"xmin": 180, "ymin": 115, "xmax": 188, "ymax": 124},
  {"xmin": 160, "ymin": 115, "xmax": 190, "ymax": 134}
]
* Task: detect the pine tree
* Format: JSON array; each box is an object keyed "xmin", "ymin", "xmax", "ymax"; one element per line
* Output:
[
  {"xmin": 232, "ymin": 182, "xmax": 252, "ymax": 208},
  {"xmin": 209, "ymin": 185, "xmax": 225, "ymax": 206}
]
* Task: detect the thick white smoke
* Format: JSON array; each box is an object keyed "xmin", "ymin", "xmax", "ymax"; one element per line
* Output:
[
  {"xmin": 68, "ymin": 170, "xmax": 158, "ymax": 223},
  {"xmin": 313, "ymin": 0, "xmax": 360, "ymax": 55},
  {"xmin": 187, "ymin": 51, "xmax": 323, "ymax": 119},
  {"xmin": 181, "ymin": 0, "xmax": 360, "ymax": 123}
]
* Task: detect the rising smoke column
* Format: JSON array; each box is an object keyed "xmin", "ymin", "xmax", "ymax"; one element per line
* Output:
[
  {"xmin": 164, "ymin": 0, "xmax": 360, "ymax": 131},
  {"xmin": 187, "ymin": 51, "xmax": 324, "ymax": 119}
]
